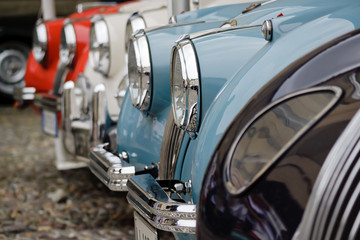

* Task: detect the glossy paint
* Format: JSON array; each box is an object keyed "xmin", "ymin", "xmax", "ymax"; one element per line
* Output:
[
  {"xmin": 197, "ymin": 28, "xmax": 360, "ymax": 239},
  {"xmin": 84, "ymin": 0, "xmax": 168, "ymax": 121},
  {"xmin": 116, "ymin": 2, "xmax": 256, "ymax": 171},
  {"xmin": 64, "ymin": 3, "xmax": 128, "ymax": 82},
  {"xmin": 25, "ymin": 18, "xmax": 64, "ymax": 92},
  {"xmin": 24, "ymin": 4, "xmax": 122, "ymax": 94},
  {"xmin": 176, "ymin": 2, "xmax": 261, "ymax": 23},
  {"xmin": 181, "ymin": 0, "xmax": 360, "ymax": 203}
]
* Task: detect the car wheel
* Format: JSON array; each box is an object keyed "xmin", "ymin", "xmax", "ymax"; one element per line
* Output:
[{"xmin": 0, "ymin": 41, "xmax": 30, "ymax": 96}]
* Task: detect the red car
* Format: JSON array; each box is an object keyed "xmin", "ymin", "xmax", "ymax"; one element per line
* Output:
[{"xmin": 13, "ymin": 3, "xmax": 122, "ymax": 106}]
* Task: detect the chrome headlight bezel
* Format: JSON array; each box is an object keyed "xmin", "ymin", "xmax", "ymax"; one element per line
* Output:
[
  {"xmin": 127, "ymin": 29, "xmax": 151, "ymax": 111},
  {"xmin": 89, "ymin": 17, "xmax": 111, "ymax": 76},
  {"xmin": 60, "ymin": 22, "xmax": 77, "ymax": 67},
  {"xmin": 33, "ymin": 21, "xmax": 48, "ymax": 63},
  {"xmin": 125, "ymin": 12, "xmax": 146, "ymax": 52},
  {"xmin": 170, "ymin": 35, "xmax": 200, "ymax": 136}
]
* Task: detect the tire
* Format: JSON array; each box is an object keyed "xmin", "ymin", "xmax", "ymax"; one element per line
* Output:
[{"xmin": 0, "ymin": 41, "xmax": 30, "ymax": 96}]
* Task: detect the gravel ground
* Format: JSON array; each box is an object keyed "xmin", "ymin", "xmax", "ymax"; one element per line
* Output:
[{"xmin": 0, "ymin": 102, "xmax": 135, "ymax": 240}]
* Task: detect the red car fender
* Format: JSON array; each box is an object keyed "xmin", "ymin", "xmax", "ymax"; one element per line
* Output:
[{"xmin": 25, "ymin": 18, "xmax": 64, "ymax": 91}]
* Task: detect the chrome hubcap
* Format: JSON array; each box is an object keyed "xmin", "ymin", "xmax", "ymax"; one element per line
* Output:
[{"xmin": 0, "ymin": 49, "xmax": 27, "ymax": 84}]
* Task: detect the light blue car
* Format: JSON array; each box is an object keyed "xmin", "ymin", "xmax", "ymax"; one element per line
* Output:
[
  {"xmin": 124, "ymin": 0, "xmax": 360, "ymax": 239},
  {"xmin": 89, "ymin": 2, "xmax": 263, "ymax": 190}
]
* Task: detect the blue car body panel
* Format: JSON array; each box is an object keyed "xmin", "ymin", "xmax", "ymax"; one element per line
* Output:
[
  {"xmin": 175, "ymin": 2, "xmax": 262, "ymax": 23},
  {"xmin": 117, "ymin": 3, "xmax": 261, "ymax": 170}
]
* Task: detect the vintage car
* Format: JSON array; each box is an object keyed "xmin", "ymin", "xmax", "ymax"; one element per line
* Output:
[
  {"xmin": 124, "ymin": 0, "xmax": 360, "ymax": 238},
  {"xmin": 30, "ymin": 3, "xmax": 131, "ymax": 170},
  {"xmin": 197, "ymin": 27, "xmax": 360, "ymax": 239},
  {"xmin": 88, "ymin": 1, "xmax": 261, "ymax": 191},
  {"xmin": 61, "ymin": 0, "xmax": 169, "ymax": 169},
  {"xmin": 13, "ymin": 3, "xmax": 120, "ymax": 106},
  {"xmin": 67, "ymin": 0, "xmax": 260, "ymax": 174}
]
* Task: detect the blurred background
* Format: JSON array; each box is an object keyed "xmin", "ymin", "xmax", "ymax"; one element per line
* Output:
[{"xmin": 0, "ymin": 1, "xmax": 135, "ymax": 239}]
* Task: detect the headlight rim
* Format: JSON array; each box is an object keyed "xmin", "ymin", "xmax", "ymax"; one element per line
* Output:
[
  {"xmin": 89, "ymin": 17, "xmax": 111, "ymax": 76},
  {"xmin": 60, "ymin": 22, "xmax": 77, "ymax": 67},
  {"xmin": 32, "ymin": 20, "xmax": 48, "ymax": 64},
  {"xmin": 125, "ymin": 12, "xmax": 147, "ymax": 52},
  {"xmin": 170, "ymin": 36, "xmax": 200, "ymax": 136},
  {"xmin": 127, "ymin": 29, "xmax": 152, "ymax": 111}
]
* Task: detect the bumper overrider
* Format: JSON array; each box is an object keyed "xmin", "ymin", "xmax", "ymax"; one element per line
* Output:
[
  {"xmin": 14, "ymin": 87, "xmax": 36, "ymax": 105},
  {"xmin": 89, "ymin": 144, "xmax": 135, "ymax": 191},
  {"xmin": 61, "ymin": 81, "xmax": 107, "ymax": 159},
  {"xmin": 34, "ymin": 92, "xmax": 61, "ymax": 112},
  {"xmin": 127, "ymin": 174, "xmax": 196, "ymax": 234}
]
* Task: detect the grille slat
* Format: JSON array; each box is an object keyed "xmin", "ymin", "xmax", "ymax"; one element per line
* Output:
[{"xmin": 159, "ymin": 108, "xmax": 185, "ymax": 179}]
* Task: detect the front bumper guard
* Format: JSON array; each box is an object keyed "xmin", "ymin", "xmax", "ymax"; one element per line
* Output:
[
  {"xmin": 14, "ymin": 87, "xmax": 36, "ymax": 103},
  {"xmin": 61, "ymin": 81, "xmax": 107, "ymax": 159},
  {"xmin": 89, "ymin": 144, "xmax": 135, "ymax": 191},
  {"xmin": 34, "ymin": 92, "xmax": 61, "ymax": 112},
  {"xmin": 127, "ymin": 174, "xmax": 196, "ymax": 234}
]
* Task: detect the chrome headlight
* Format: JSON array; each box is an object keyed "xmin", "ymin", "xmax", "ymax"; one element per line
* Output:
[
  {"xmin": 170, "ymin": 35, "xmax": 200, "ymax": 135},
  {"xmin": 89, "ymin": 18, "xmax": 110, "ymax": 75},
  {"xmin": 60, "ymin": 22, "xmax": 76, "ymax": 66},
  {"xmin": 127, "ymin": 30, "xmax": 151, "ymax": 111},
  {"xmin": 33, "ymin": 21, "xmax": 48, "ymax": 63},
  {"xmin": 125, "ymin": 12, "xmax": 146, "ymax": 52},
  {"xmin": 223, "ymin": 87, "xmax": 341, "ymax": 195}
]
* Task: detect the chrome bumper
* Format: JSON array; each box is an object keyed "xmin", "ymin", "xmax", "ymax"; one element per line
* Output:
[
  {"xmin": 127, "ymin": 174, "xmax": 196, "ymax": 234},
  {"xmin": 89, "ymin": 144, "xmax": 135, "ymax": 191},
  {"xmin": 61, "ymin": 81, "xmax": 107, "ymax": 159},
  {"xmin": 34, "ymin": 92, "xmax": 61, "ymax": 112},
  {"xmin": 13, "ymin": 87, "xmax": 36, "ymax": 103}
]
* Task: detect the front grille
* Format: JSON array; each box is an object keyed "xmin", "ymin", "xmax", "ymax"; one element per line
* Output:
[
  {"xmin": 310, "ymin": 147, "xmax": 360, "ymax": 240},
  {"xmin": 296, "ymin": 110, "xmax": 360, "ymax": 240},
  {"xmin": 159, "ymin": 108, "xmax": 185, "ymax": 179}
]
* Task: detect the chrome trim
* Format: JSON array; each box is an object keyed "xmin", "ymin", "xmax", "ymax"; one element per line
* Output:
[
  {"xmin": 127, "ymin": 174, "xmax": 196, "ymax": 233},
  {"xmin": 33, "ymin": 21, "xmax": 47, "ymax": 63},
  {"xmin": 169, "ymin": 15, "xmax": 177, "ymax": 24},
  {"xmin": 128, "ymin": 29, "xmax": 151, "ymax": 111},
  {"xmin": 261, "ymin": 19, "xmax": 273, "ymax": 41},
  {"xmin": 128, "ymin": 12, "xmax": 147, "ymax": 32},
  {"xmin": 89, "ymin": 144, "xmax": 135, "ymax": 191},
  {"xmin": 62, "ymin": 81, "xmax": 77, "ymax": 133},
  {"xmin": 34, "ymin": 93, "xmax": 61, "ymax": 112},
  {"xmin": 14, "ymin": 87, "xmax": 36, "ymax": 102},
  {"xmin": 220, "ymin": 19, "xmax": 237, "ymax": 28},
  {"xmin": 223, "ymin": 86, "xmax": 342, "ymax": 195},
  {"xmin": 60, "ymin": 22, "xmax": 77, "ymax": 67},
  {"xmin": 294, "ymin": 109, "xmax": 360, "ymax": 240},
  {"xmin": 62, "ymin": 81, "xmax": 91, "ymax": 158},
  {"xmin": 189, "ymin": 23, "xmax": 262, "ymax": 40},
  {"xmin": 91, "ymin": 84, "xmax": 106, "ymax": 144},
  {"xmin": 125, "ymin": 12, "xmax": 146, "ymax": 53},
  {"xmin": 52, "ymin": 61, "xmax": 69, "ymax": 96},
  {"xmin": 89, "ymin": 18, "xmax": 111, "ymax": 76},
  {"xmin": 106, "ymin": 127, "xmax": 117, "ymax": 153},
  {"xmin": 159, "ymin": 108, "xmax": 186, "ymax": 179},
  {"xmin": 76, "ymin": 2, "xmax": 117, "ymax": 13},
  {"xmin": 170, "ymin": 37, "xmax": 200, "ymax": 137}
]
